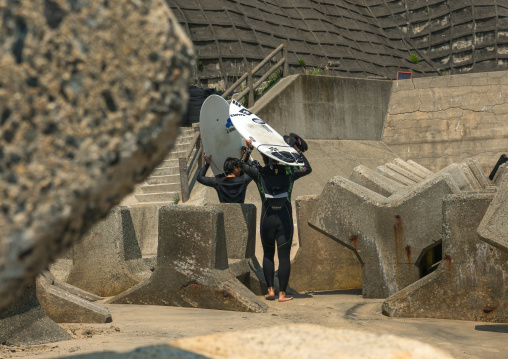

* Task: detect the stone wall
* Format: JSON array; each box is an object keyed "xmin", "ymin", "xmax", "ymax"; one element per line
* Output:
[{"xmin": 383, "ymin": 71, "xmax": 508, "ymax": 173}]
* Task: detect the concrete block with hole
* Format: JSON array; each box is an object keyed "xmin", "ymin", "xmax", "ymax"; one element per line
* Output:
[
  {"xmin": 64, "ymin": 207, "xmax": 151, "ymax": 297},
  {"xmin": 106, "ymin": 206, "xmax": 267, "ymax": 313},
  {"xmin": 309, "ymin": 172, "xmax": 461, "ymax": 298},
  {"xmin": 383, "ymin": 193, "xmax": 508, "ymax": 322},
  {"xmin": 205, "ymin": 203, "xmax": 267, "ymax": 295},
  {"xmin": 289, "ymin": 195, "xmax": 362, "ymax": 293}
]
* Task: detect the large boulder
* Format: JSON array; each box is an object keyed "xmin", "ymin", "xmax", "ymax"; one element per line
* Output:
[{"xmin": 0, "ymin": 0, "xmax": 194, "ymax": 310}]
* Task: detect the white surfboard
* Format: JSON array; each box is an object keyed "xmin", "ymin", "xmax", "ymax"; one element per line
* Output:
[
  {"xmin": 229, "ymin": 99, "xmax": 303, "ymax": 166},
  {"xmin": 200, "ymin": 95, "xmax": 243, "ymax": 176}
]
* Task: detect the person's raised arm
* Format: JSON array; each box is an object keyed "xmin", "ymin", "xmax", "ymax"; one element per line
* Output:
[
  {"xmin": 197, "ymin": 154, "xmax": 217, "ymax": 187},
  {"xmin": 239, "ymin": 140, "xmax": 259, "ymax": 178},
  {"xmin": 293, "ymin": 149, "xmax": 312, "ymax": 180}
]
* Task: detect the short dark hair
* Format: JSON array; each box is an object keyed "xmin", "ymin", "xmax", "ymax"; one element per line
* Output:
[{"xmin": 224, "ymin": 157, "xmax": 240, "ymax": 175}]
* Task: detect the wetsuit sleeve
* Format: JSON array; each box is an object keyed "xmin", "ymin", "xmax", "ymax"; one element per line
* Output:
[
  {"xmin": 293, "ymin": 152, "xmax": 312, "ymax": 180},
  {"xmin": 197, "ymin": 163, "xmax": 217, "ymax": 187},
  {"xmin": 240, "ymin": 148, "xmax": 260, "ymax": 178},
  {"xmin": 243, "ymin": 174, "xmax": 253, "ymax": 184}
]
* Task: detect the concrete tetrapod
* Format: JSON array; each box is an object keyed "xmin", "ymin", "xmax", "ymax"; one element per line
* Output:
[
  {"xmin": 107, "ymin": 206, "xmax": 268, "ymax": 313},
  {"xmin": 37, "ymin": 272, "xmax": 112, "ymax": 324},
  {"xmin": 478, "ymin": 176, "xmax": 508, "ymax": 253},
  {"xmin": 383, "ymin": 193, "xmax": 508, "ymax": 322},
  {"xmin": 205, "ymin": 203, "xmax": 267, "ymax": 295},
  {"xmin": 128, "ymin": 204, "xmax": 161, "ymax": 270},
  {"xmin": 65, "ymin": 207, "xmax": 151, "ymax": 297},
  {"xmin": 309, "ymin": 173, "xmax": 461, "ymax": 298},
  {"xmin": 0, "ymin": 283, "xmax": 72, "ymax": 345},
  {"xmin": 289, "ymin": 195, "xmax": 362, "ymax": 293}
]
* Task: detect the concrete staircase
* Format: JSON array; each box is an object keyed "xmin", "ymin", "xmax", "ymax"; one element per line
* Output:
[{"xmin": 134, "ymin": 127, "xmax": 195, "ymax": 204}]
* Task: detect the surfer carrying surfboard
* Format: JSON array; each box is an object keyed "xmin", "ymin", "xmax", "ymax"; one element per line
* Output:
[
  {"xmin": 197, "ymin": 154, "xmax": 253, "ymax": 203},
  {"xmin": 240, "ymin": 136, "xmax": 312, "ymax": 302}
]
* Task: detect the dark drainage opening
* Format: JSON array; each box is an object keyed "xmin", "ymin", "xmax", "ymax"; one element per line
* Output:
[{"xmin": 417, "ymin": 241, "xmax": 442, "ymax": 278}]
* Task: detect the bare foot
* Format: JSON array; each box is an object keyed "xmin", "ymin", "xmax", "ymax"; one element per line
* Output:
[
  {"xmin": 279, "ymin": 292, "xmax": 293, "ymax": 302},
  {"xmin": 265, "ymin": 287, "xmax": 275, "ymax": 300}
]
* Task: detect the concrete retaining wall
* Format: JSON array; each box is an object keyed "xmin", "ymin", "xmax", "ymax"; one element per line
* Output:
[
  {"xmin": 383, "ymin": 71, "xmax": 508, "ymax": 173},
  {"xmin": 251, "ymin": 75, "xmax": 392, "ymax": 141}
]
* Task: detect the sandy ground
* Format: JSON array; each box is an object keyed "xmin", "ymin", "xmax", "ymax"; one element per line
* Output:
[{"xmin": 1, "ymin": 290, "xmax": 507, "ymax": 359}]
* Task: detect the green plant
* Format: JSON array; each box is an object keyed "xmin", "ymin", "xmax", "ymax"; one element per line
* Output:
[
  {"xmin": 306, "ymin": 67, "xmax": 324, "ymax": 75},
  {"xmin": 172, "ymin": 192, "xmax": 180, "ymax": 205},
  {"xmin": 262, "ymin": 68, "xmax": 283, "ymax": 93},
  {"xmin": 197, "ymin": 60, "xmax": 203, "ymax": 68},
  {"xmin": 298, "ymin": 59, "xmax": 306, "ymax": 67},
  {"xmin": 442, "ymin": 68, "xmax": 449, "ymax": 76},
  {"xmin": 424, "ymin": 7, "xmax": 428, "ymax": 13},
  {"xmin": 410, "ymin": 54, "xmax": 419, "ymax": 64}
]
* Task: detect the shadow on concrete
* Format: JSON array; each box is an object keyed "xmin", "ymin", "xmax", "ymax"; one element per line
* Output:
[
  {"xmin": 59, "ymin": 344, "xmax": 208, "ymax": 358},
  {"xmin": 309, "ymin": 289, "xmax": 363, "ymax": 296},
  {"xmin": 475, "ymin": 324, "xmax": 508, "ymax": 334}
]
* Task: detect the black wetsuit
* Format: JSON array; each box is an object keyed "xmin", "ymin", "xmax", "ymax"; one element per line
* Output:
[
  {"xmin": 240, "ymin": 153, "xmax": 312, "ymax": 292},
  {"xmin": 196, "ymin": 163, "xmax": 252, "ymax": 203}
]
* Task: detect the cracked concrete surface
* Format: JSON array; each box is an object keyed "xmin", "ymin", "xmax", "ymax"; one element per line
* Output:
[{"xmin": 384, "ymin": 71, "xmax": 508, "ymax": 173}]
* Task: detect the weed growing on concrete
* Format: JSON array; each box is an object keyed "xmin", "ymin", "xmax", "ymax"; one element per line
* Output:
[
  {"xmin": 262, "ymin": 68, "xmax": 283, "ymax": 93},
  {"xmin": 410, "ymin": 54, "xmax": 419, "ymax": 64},
  {"xmin": 306, "ymin": 67, "xmax": 324, "ymax": 75},
  {"xmin": 172, "ymin": 193, "xmax": 180, "ymax": 205},
  {"xmin": 298, "ymin": 59, "xmax": 306, "ymax": 67}
]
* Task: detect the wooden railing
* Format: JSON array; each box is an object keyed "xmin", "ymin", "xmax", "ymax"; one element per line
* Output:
[
  {"xmin": 179, "ymin": 44, "xmax": 289, "ymax": 202},
  {"xmin": 178, "ymin": 126, "xmax": 203, "ymax": 203},
  {"xmin": 222, "ymin": 43, "xmax": 289, "ymax": 108}
]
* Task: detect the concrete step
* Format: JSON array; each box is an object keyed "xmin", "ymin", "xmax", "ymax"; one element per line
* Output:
[
  {"xmin": 175, "ymin": 135, "xmax": 194, "ymax": 146},
  {"xmin": 164, "ymin": 150, "xmax": 187, "ymax": 160},
  {"xmin": 146, "ymin": 174, "xmax": 180, "ymax": 185},
  {"xmin": 135, "ymin": 191, "xmax": 181, "ymax": 203},
  {"xmin": 158, "ymin": 159, "xmax": 179, "ymax": 168},
  {"xmin": 179, "ymin": 128, "xmax": 195, "ymax": 137},
  {"xmin": 151, "ymin": 166, "xmax": 180, "ymax": 176},
  {"xmin": 171, "ymin": 143, "xmax": 191, "ymax": 153},
  {"xmin": 139, "ymin": 183, "xmax": 180, "ymax": 194}
]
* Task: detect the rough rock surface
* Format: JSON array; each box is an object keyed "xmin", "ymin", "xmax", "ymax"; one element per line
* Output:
[
  {"xmin": 171, "ymin": 324, "xmax": 454, "ymax": 359},
  {"xmin": 0, "ymin": 0, "xmax": 193, "ymax": 310}
]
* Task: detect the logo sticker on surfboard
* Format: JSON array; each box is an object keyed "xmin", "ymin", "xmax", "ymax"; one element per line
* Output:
[{"xmin": 229, "ymin": 99, "xmax": 303, "ymax": 166}]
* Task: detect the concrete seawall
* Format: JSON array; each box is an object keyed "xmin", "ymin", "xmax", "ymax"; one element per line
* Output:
[
  {"xmin": 251, "ymin": 75, "xmax": 393, "ymax": 141},
  {"xmin": 383, "ymin": 71, "xmax": 508, "ymax": 173}
]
